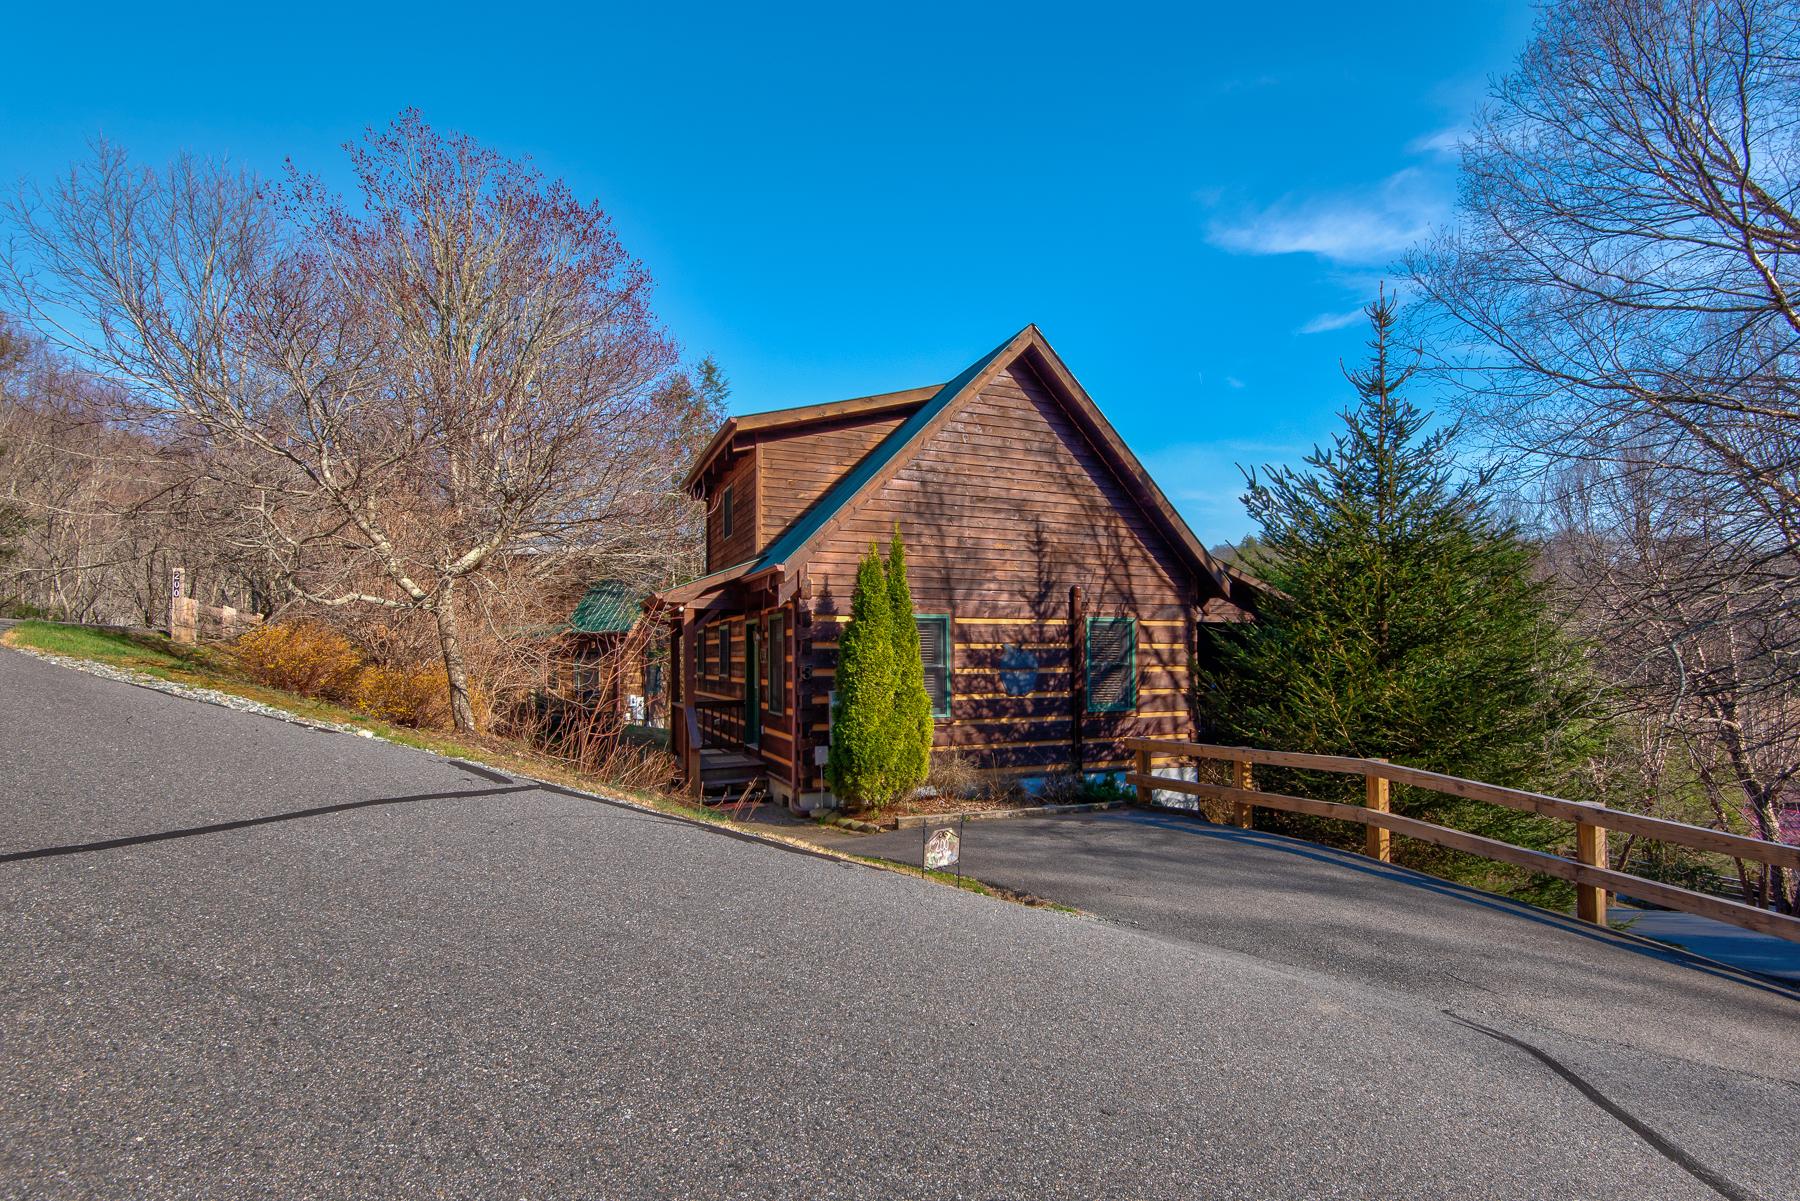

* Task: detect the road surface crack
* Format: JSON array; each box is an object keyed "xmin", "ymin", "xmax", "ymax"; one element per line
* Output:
[{"xmin": 1444, "ymin": 1009, "xmax": 1760, "ymax": 1201}]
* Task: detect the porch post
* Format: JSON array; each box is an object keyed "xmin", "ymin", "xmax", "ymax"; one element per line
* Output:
[
  {"xmin": 679, "ymin": 606, "xmax": 702, "ymax": 799},
  {"xmin": 1069, "ymin": 584, "xmax": 1085, "ymax": 776}
]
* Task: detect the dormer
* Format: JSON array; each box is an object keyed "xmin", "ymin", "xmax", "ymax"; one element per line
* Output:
[{"xmin": 684, "ymin": 385, "xmax": 939, "ymax": 573}]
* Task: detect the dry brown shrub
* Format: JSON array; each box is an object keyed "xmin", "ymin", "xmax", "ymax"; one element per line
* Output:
[
  {"xmin": 1035, "ymin": 770, "xmax": 1090, "ymax": 805},
  {"xmin": 926, "ymin": 749, "xmax": 982, "ymax": 800}
]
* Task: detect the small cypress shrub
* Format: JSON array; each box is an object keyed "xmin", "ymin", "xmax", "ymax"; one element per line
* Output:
[
  {"xmin": 882, "ymin": 526, "xmax": 934, "ymax": 798},
  {"xmin": 826, "ymin": 544, "xmax": 897, "ymax": 808}
]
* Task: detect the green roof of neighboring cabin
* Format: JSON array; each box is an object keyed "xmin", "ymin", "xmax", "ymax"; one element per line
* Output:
[{"xmin": 568, "ymin": 580, "xmax": 641, "ymax": 634}]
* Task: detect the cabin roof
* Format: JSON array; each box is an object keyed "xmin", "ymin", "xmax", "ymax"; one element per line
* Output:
[
  {"xmin": 660, "ymin": 325, "xmax": 1236, "ymax": 605},
  {"xmin": 567, "ymin": 579, "xmax": 643, "ymax": 634},
  {"xmin": 680, "ymin": 384, "xmax": 943, "ymax": 493}
]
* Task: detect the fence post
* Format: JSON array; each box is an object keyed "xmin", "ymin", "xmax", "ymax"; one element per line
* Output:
[
  {"xmin": 1576, "ymin": 811, "xmax": 1608, "ymax": 926},
  {"xmin": 1231, "ymin": 757, "xmax": 1254, "ymax": 828},
  {"xmin": 1365, "ymin": 759, "xmax": 1391, "ymax": 862},
  {"xmin": 1134, "ymin": 747, "xmax": 1152, "ymax": 807},
  {"xmin": 170, "ymin": 596, "xmax": 197, "ymax": 645}
]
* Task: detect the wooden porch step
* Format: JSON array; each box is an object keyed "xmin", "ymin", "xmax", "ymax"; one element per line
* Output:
[
  {"xmin": 699, "ymin": 748, "xmax": 766, "ymax": 797},
  {"xmin": 700, "ymin": 749, "xmax": 763, "ymax": 771}
]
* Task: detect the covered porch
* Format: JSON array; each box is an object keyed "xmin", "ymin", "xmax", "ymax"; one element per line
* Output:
[{"xmin": 649, "ymin": 560, "xmax": 810, "ymax": 806}]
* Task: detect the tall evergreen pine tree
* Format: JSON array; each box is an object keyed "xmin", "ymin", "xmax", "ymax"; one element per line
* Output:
[{"xmin": 1199, "ymin": 292, "xmax": 1589, "ymax": 891}]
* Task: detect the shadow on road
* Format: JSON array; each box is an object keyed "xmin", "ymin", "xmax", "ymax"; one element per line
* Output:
[
  {"xmin": 0, "ymin": 783, "xmax": 541, "ymax": 864},
  {"xmin": 1125, "ymin": 812, "xmax": 1800, "ymax": 999},
  {"xmin": 854, "ymin": 807, "xmax": 1800, "ymax": 1006}
]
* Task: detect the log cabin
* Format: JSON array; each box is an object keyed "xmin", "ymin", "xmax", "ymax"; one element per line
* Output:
[
  {"xmin": 649, "ymin": 325, "xmax": 1261, "ymax": 807},
  {"xmin": 551, "ymin": 580, "xmax": 666, "ymax": 729}
]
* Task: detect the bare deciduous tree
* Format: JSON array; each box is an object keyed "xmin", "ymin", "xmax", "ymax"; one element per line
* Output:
[
  {"xmin": 4, "ymin": 114, "xmax": 712, "ymax": 730},
  {"xmin": 1546, "ymin": 451, "xmax": 1798, "ymax": 907},
  {"xmin": 1410, "ymin": 0, "xmax": 1800, "ymax": 905}
]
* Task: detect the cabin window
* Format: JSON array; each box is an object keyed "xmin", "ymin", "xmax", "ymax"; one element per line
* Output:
[
  {"xmin": 917, "ymin": 614, "xmax": 951, "ymax": 719},
  {"xmin": 721, "ymin": 485, "xmax": 735, "ymax": 540},
  {"xmin": 1086, "ymin": 616, "xmax": 1136, "ymax": 713},
  {"xmin": 767, "ymin": 613, "xmax": 785, "ymax": 714},
  {"xmin": 721, "ymin": 623, "xmax": 733, "ymax": 682}
]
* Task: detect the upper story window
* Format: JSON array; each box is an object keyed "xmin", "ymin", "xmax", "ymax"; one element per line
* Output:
[
  {"xmin": 721, "ymin": 485, "xmax": 735, "ymax": 540},
  {"xmin": 1086, "ymin": 616, "xmax": 1136, "ymax": 713}
]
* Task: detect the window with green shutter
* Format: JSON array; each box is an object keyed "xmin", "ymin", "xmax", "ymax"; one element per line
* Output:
[
  {"xmin": 766, "ymin": 613, "xmax": 785, "ymax": 714},
  {"xmin": 917, "ymin": 614, "xmax": 951, "ymax": 719},
  {"xmin": 1086, "ymin": 616, "xmax": 1136, "ymax": 713}
]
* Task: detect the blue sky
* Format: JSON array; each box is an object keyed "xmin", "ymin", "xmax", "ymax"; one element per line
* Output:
[{"xmin": 1, "ymin": 1, "xmax": 1534, "ymax": 546}]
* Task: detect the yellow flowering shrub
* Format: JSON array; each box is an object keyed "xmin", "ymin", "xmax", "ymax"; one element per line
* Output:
[
  {"xmin": 349, "ymin": 663, "xmax": 450, "ymax": 728},
  {"xmin": 233, "ymin": 621, "xmax": 457, "ymax": 730},
  {"xmin": 233, "ymin": 621, "xmax": 364, "ymax": 702}
]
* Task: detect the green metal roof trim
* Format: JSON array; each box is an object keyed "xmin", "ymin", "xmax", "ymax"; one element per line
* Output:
[
  {"xmin": 743, "ymin": 330, "xmax": 1022, "ymax": 575},
  {"xmin": 568, "ymin": 579, "xmax": 643, "ymax": 634}
]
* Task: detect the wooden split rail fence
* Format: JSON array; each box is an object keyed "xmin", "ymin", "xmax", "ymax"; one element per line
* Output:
[
  {"xmin": 1125, "ymin": 738, "xmax": 1800, "ymax": 945},
  {"xmin": 168, "ymin": 597, "xmax": 262, "ymax": 645}
]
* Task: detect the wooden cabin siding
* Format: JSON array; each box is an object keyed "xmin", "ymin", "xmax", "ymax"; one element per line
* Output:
[
  {"xmin": 795, "ymin": 358, "xmax": 1214, "ymax": 790},
  {"xmin": 706, "ymin": 452, "xmax": 760, "ymax": 572},
  {"xmin": 756, "ymin": 413, "xmax": 910, "ymax": 547},
  {"xmin": 806, "ymin": 363, "xmax": 1199, "ymax": 608}
]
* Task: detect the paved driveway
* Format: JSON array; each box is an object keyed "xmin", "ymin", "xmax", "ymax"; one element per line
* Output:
[{"xmin": 2, "ymin": 648, "xmax": 1795, "ymax": 1200}]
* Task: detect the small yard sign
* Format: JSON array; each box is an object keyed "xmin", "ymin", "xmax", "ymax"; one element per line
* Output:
[{"xmin": 923, "ymin": 825, "xmax": 960, "ymax": 871}]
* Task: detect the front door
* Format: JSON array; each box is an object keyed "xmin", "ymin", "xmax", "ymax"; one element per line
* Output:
[{"xmin": 743, "ymin": 621, "xmax": 760, "ymax": 746}]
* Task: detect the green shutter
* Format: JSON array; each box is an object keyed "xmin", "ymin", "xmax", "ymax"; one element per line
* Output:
[
  {"xmin": 917, "ymin": 614, "xmax": 951, "ymax": 719},
  {"xmin": 1086, "ymin": 616, "xmax": 1136, "ymax": 714},
  {"xmin": 767, "ymin": 614, "xmax": 785, "ymax": 714}
]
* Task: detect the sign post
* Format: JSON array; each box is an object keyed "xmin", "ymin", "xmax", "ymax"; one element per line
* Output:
[{"xmin": 168, "ymin": 565, "xmax": 196, "ymax": 645}]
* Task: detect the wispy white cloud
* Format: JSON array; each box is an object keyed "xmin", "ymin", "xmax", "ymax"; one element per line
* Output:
[
  {"xmin": 1213, "ymin": 74, "xmax": 1282, "ymax": 95},
  {"xmin": 1206, "ymin": 167, "xmax": 1450, "ymax": 265},
  {"xmin": 1296, "ymin": 308, "xmax": 1364, "ymax": 335},
  {"xmin": 1225, "ymin": 376, "xmax": 1246, "ymax": 389},
  {"xmin": 1140, "ymin": 439, "xmax": 1311, "ymax": 544},
  {"xmin": 1406, "ymin": 125, "xmax": 1465, "ymax": 159}
]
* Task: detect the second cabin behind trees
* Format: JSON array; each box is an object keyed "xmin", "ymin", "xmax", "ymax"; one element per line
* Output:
[{"xmin": 651, "ymin": 324, "xmax": 1263, "ymax": 809}]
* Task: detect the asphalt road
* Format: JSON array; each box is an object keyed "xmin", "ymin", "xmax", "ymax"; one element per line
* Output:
[{"xmin": 2, "ymin": 648, "xmax": 1796, "ymax": 1201}]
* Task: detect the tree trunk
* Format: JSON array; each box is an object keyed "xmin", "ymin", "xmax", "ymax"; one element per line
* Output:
[
  {"xmin": 1750, "ymin": 794, "xmax": 1792, "ymax": 915},
  {"xmin": 434, "ymin": 582, "xmax": 478, "ymax": 733}
]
